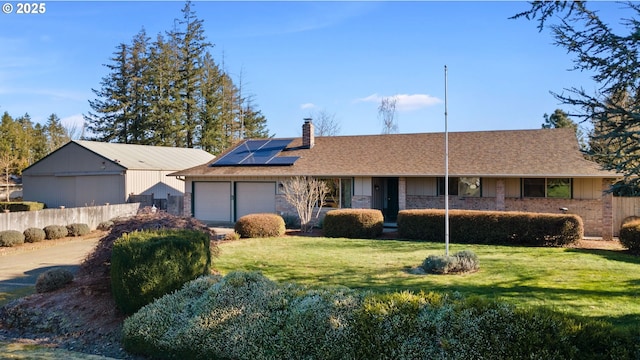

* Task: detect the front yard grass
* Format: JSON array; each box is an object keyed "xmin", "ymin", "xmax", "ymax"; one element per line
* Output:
[{"xmin": 215, "ymin": 236, "xmax": 640, "ymax": 329}]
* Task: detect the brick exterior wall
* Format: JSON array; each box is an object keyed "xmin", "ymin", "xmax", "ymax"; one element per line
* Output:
[
  {"xmin": 601, "ymin": 178, "xmax": 614, "ymax": 240},
  {"xmin": 183, "ymin": 192, "xmax": 192, "ymax": 217}
]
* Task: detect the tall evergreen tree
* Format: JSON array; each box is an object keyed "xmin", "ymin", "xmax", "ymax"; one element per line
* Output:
[
  {"xmin": 173, "ymin": 1, "xmax": 211, "ymax": 147},
  {"xmin": 147, "ymin": 33, "xmax": 183, "ymax": 146},
  {"xmin": 85, "ymin": 43, "xmax": 132, "ymax": 143},
  {"xmin": 45, "ymin": 113, "xmax": 69, "ymax": 152},
  {"xmin": 83, "ymin": 1, "xmax": 269, "ymax": 150},
  {"xmin": 128, "ymin": 29, "xmax": 151, "ymax": 144},
  {"xmin": 514, "ymin": 2, "xmax": 640, "ymax": 194}
]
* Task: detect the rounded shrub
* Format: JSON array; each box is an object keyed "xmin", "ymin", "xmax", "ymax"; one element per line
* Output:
[
  {"xmin": 23, "ymin": 227, "xmax": 46, "ymax": 243},
  {"xmin": 66, "ymin": 223, "xmax": 90, "ymax": 237},
  {"xmin": 110, "ymin": 229, "xmax": 212, "ymax": 315},
  {"xmin": 97, "ymin": 220, "xmax": 114, "ymax": 231},
  {"xmin": 35, "ymin": 267, "xmax": 74, "ymax": 293},
  {"xmin": 620, "ymin": 219, "xmax": 640, "ymax": 254},
  {"xmin": 234, "ymin": 213, "xmax": 286, "ymax": 238},
  {"xmin": 0, "ymin": 230, "xmax": 25, "ymax": 247},
  {"xmin": 322, "ymin": 209, "xmax": 384, "ymax": 239},
  {"xmin": 421, "ymin": 250, "xmax": 479, "ymax": 274},
  {"xmin": 43, "ymin": 225, "xmax": 68, "ymax": 240}
]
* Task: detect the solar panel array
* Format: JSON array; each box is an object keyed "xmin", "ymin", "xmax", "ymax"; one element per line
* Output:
[{"xmin": 211, "ymin": 138, "xmax": 299, "ymax": 166}]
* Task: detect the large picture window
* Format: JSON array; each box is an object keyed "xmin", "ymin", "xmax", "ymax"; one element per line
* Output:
[
  {"xmin": 522, "ymin": 178, "xmax": 571, "ymax": 198},
  {"xmin": 323, "ymin": 178, "xmax": 352, "ymax": 208},
  {"xmin": 437, "ymin": 177, "xmax": 482, "ymax": 197}
]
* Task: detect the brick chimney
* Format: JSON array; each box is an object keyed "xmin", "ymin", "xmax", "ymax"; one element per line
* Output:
[{"xmin": 302, "ymin": 118, "xmax": 314, "ymax": 149}]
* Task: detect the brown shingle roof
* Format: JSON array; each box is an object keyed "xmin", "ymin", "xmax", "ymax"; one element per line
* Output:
[{"xmin": 171, "ymin": 128, "xmax": 616, "ymax": 178}]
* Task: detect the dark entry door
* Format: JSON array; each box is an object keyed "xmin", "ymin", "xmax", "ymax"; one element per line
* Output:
[
  {"xmin": 373, "ymin": 177, "xmax": 399, "ymax": 222},
  {"xmin": 385, "ymin": 177, "xmax": 399, "ymax": 222}
]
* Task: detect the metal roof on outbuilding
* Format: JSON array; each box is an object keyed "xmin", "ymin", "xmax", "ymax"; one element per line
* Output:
[{"xmin": 73, "ymin": 140, "xmax": 215, "ymax": 170}]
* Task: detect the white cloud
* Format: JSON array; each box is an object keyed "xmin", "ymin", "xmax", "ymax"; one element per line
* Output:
[
  {"xmin": 355, "ymin": 93, "xmax": 442, "ymax": 112},
  {"xmin": 300, "ymin": 103, "xmax": 316, "ymax": 110},
  {"xmin": 395, "ymin": 94, "xmax": 442, "ymax": 111}
]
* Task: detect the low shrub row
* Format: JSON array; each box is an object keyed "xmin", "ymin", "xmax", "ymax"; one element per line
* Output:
[
  {"xmin": 397, "ymin": 209, "xmax": 583, "ymax": 246},
  {"xmin": 0, "ymin": 223, "xmax": 91, "ymax": 247},
  {"xmin": 123, "ymin": 271, "xmax": 640, "ymax": 360},
  {"xmin": 110, "ymin": 229, "xmax": 212, "ymax": 314},
  {"xmin": 234, "ymin": 213, "xmax": 286, "ymax": 238},
  {"xmin": 323, "ymin": 209, "xmax": 384, "ymax": 239},
  {"xmin": 620, "ymin": 218, "xmax": 640, "ymax": 254},
  {"xmin": 0, "ymin": 201, "xmax": 45, "ymax": 212}
]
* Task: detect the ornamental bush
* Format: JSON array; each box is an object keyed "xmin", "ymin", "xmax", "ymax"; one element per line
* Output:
[
  {"xmin": 110, "ymin": 229, "xmax": 212, "ymax": 315},
  {"xmin": 23, "ymin": 227, "xmax": 46, "ymax": 243},
  {"xmin": 620, "ymin": 219, "xmax": 640, "ymax": 254},
  {"xmin": 97, "ymin": 220, "xmax": 114, "ymax": 231},
  {"xmin": 323, "ymin": 209, "xmax": 384, "ymax": 239},
  {"xmin": 66, "ymin": 223, "xmax": 90, "ymax": 237},
  {"xmin": 421, "ymin": 250, "xmax": 479, "ymax": 274},
  {"xmin": 234, "ymin": 213, "xmax": 286, "ymax": 238},
  {"xmin": 35, "ymin": 267, "xmax": 74, "ymax": 293},
  {"xmin": 122, "ymin": 271, "xmax": 640, "ymax": 360},
  {"xmin": 397, "ymin": 209, "xmax": 582, "ymax": 246},
  {"xmin": 43, "ymin": 225, "xmax": 68, "ymax": 240},
  {"xmin": 0, "ymin": 230, "xmax": 25, "ymax": 247}
]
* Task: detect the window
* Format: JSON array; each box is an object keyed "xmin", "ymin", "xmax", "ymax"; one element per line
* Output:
[
  {"xmin": 322, "ymin": 178, "xmax": 352, "ymax": 208},
  {"xmin": 522, "ymin": 178, "xmax": 571, "ymax": 198},
  {"xmin": 438, "ymin": 177, "xmax": 481, "ymax": 197},
  {"xmin": 458, "ymin": 177, "xmax": 481, "ymax": 197},
  {"xmin": 547, "ymin": 178, "xmax": 571, "ymax": 198},
  {"xmin": 437, "ymin": 177, "xmax": 458, "ymax": 196}
]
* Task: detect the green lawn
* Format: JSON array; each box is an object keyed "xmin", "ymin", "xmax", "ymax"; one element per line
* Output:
[{"xmin": 215, "ymin": 236, "xmax": 640, "ymax": 329}]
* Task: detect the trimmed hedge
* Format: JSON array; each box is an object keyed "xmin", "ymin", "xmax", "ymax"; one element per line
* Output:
[
  {"xmin": 0, "ymin": 201, "xmax": 45, "ymax": 212},
  {"xmin": 397, "ymin": 209, "xmax": 583, "ymax": 246},
  {"xmin": 123, "ymin": 271, "xmax": 640, "ymax": 360},
  {"xmin": 323, "ymin": 209, "xmax": 384, "ymax": 239},
  {"xmin": 66, "ymin": 223, "xmax": 90, "ymax": 237},
  {"xmin": 0, "ymin": 230, "xmax": 25, "ymax": 247},
  {"xmin": 620, "ymin": 219, "xmax": 640, "ymax": 254},
  {"xmin": 234, "ymin": 213, "xmax": 286, "ymax": 238},
  {"xmin": 23, "ymin": 227, "xmax": 46, "ymax": 243},
  {"xmin": 43, "ymin": 225, "xmax": 68, "ymax": 240},
  {"xmin": 110, "ymin": 229, "xmax": 212, "ymax": 315}
]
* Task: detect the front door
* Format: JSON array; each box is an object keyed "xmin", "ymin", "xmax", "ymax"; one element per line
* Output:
[{"xmin": 372, "ymin": 177, "xmax": 399, "ymax": 222}]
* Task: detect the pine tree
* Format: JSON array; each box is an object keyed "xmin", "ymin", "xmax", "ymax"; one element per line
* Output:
[
  {"xmin": 173, "ymin": 1, "xmax": 211, "ymax": 147},
  {"xmin": 85, "ymin": 43, "xmax": 132, "ymax": 143},
  {"xmin": 146, "ymin": 33, "xmax": 183, "ymax": 146},
  {"xmin": 44, "ymin": 113, "xmax": 69, "ymax": 152},
  {"xmin": 128, "ymin": 29, "xmax": 151, "ymax": 144}
]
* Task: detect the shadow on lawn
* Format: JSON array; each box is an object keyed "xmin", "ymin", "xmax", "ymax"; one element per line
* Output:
[{"xmin": 565, "ymin": 248, "xmax": 640, "ymax": 265}]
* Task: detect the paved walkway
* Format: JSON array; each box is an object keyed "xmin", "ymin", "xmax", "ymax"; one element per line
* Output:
[{"xmin": 0, "ymin": 238, "xmax": 100, "ymax": 293}]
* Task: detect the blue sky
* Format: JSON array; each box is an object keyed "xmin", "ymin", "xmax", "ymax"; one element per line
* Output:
[{"xmin": 0, "ymin": 1, "xmax": 628, "ymax": 138}]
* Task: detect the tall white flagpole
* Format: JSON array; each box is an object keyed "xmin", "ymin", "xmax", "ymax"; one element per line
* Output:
[{"xmin": 444, "ymin": 65, "xmax": 450, "ymax": 256}]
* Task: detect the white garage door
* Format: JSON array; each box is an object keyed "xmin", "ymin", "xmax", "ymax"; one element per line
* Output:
[
  {"xmin": 235, "ymin": 182, "xmax": 276, "ymax": 220},
  {"xmin": 194, "ymin": 182, "xmax": 231, "ymax": 222}
]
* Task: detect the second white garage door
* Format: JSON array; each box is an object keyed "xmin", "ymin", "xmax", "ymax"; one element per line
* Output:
[{"xmin": 235, "ymin": 182, "xmax": 276, "ymax": 220}]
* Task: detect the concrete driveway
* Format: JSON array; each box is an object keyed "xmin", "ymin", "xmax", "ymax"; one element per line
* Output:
[{"xmin": 0, "ymin": 237, "xmax": 101, "ymax": 293}]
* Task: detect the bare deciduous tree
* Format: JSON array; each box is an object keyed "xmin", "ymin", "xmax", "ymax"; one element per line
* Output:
[
  {"xmin": 310, "ymin": 109, "xmax": 341, "ymax": 136},
  {"xmin": 379, "ymin": 96, "xmax": 398, "ymax": 134},
  {"xmin": 281, "ymin": 176, "xmax": 329, "ymax": 232},
  {"xmin": 0, "ymin": 153, "xmax": 14, "ymax": 202}
]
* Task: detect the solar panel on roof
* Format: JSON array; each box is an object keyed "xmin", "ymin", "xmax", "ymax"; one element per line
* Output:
[{"xmin": 210, "ymin": 138, "xmax": 299, "ymax": 167}]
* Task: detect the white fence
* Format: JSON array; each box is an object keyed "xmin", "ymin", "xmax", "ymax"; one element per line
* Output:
[
  {"xmin": 613, "ymin": 197, "xmax": 640, "ymax": 236},
  {"xmin": 0, "ymin": 203, "xmax": 141, "ymax": 232}
]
